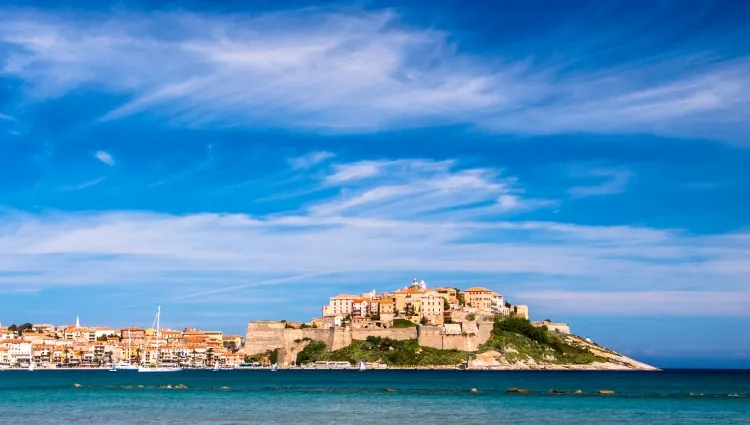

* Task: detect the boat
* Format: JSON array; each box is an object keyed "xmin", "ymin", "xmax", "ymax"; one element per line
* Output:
[
  {"xmin": 113, "ymin": 361, "xmax": 139, "ymax": 371},
  {"xmin": 359, "ymin": 360, "xmax": 366, "ymax": 371},
  {"xmin": 138, "ymin": 306, "xmax": 183, "ymax": 373},
  {"xmin": 109, "ymin": 364, "xmax": 117, "ymax": 372},
  {"xmin": 28, "ymin": 363, "xmax": 34, "ymax": 372},
  {"xmin": 213, "ymin": 363, "xmax": 220, "ymax": 372},
  {"xmin": 271, "ymin": 363, "xmax": 278, "ymax": 372}
]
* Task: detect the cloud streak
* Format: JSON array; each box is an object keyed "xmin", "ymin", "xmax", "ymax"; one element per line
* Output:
[
  {"xmin": 288, "ymin": 151, "xmax": 334, "ymax": 170},
  {"xmin": 569, "ymin": 168, "xmax": 632, "ymax": 198},
  {"xmin": 0, "ymin": 7, "xmax": 748, "ymax": 142}
]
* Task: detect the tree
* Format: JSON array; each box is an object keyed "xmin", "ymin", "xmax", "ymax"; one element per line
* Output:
[
  {"xmin": 456, "ymin": 293, "xmax": 466, "ymax": 306},
  {"xmin": 8, "ymin": 324, "xmax": 18, "ymax": 332},
  {"xmin": 420, "ymin": 316, "xmax": 429, "ymax": 325},
  {"xmin": 465, "ymin": 313, "xmax": 476, "ymax": 321},
  {"xmin": 223, "ymin": 341, "xmax": 238, "ymax": 352},
  {"xmin": 443, "ymin": 298, "xmax": 451, "ymax": 310}
]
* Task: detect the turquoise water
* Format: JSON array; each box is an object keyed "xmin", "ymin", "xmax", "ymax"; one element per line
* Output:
[{"xmin": 1, "ymin": 370, "xmax": 749, "ymax": 424}]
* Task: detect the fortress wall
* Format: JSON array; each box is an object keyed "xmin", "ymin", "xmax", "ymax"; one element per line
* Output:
[
  {"xmin": 244, "ymin": 321, "xmax": 287, "ymax": 355},
  {"xmin": 476, "ymin": 322, "xmax": 494, "ymax": 345},
  {"xmin": 351, "ymin": 327, "xmax": 417, "ymax": 342},
  {"xmin": 418, "ymin": 325, "xmax": 486, "ymax": 352},
  {"xmin": 331, "ymin": 326, "xmax": 352, "ymax": 351}
]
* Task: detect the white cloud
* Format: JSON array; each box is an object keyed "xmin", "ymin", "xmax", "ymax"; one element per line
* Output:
[
  {"xmin": 0, "ymin": 8, "xmax": 747, "ymax": 142},
  {"xmin": 95, "ymin": 150, "xmax": 115, "ymax": 166},
  {"xmin": 569, "ymin": 168, "xmax": 632, "ymax": 198},
  {"xmin": 0, "ymin": 157, "xmax": 747, "ymax": 318},
  {"xmin": 314, "ymin": 159, "xmax": 542, "ymax": 218},
  {"xmin": 288, "ymin": 151, "xmax": 334, "ymax": 170}
]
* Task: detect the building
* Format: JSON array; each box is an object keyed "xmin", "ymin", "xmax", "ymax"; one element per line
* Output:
[
  {"xmin": 322, "ymin": 294, "xmax": 358, "ymax": 317},
  {"xmin": 204, "ymin": 331, "xmax": 223, "ymax": 344},
  {"xmin": 223, "ymin": 335, "xmax": 244, "ymax": 348},
  {"xmin": 463, "ymin": 287, "xmax": 493, "ymax": 315},
  {"xmin": 0, "ymin": 326, "xmax": 14, "ymax": 340},
  {"xmin": 511, "ymin": 304, "xmax": 529, "ymax": 320},
  {"xmin": 421, "ymin": 290, "xmax": 445, "ymax": 325},
  {"xmin": 121, "ymin": 327, "xmax": 146, "ymax": 341},
  {"xmin": 4, "ymin": 339, "xmax": 32, "ymax": 365},
  {"xmin": 352, "ymin": 298, "xmax": 370, "ymax": 318},
  {"xmin": 532, "ymin": 320, "xmax": 570, "ymax": 334},
  {"xmin": 490, "ymin": 292, "xmax": 510, "ymax": 316},
  {"xmin": 32, "ymin": 324, "xmax": 55, "ymax": 334}
]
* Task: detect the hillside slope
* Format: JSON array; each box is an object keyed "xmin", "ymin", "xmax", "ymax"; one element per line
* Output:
[{"xmin": 295, "ymin": 318, "xmax": 658, "ymax": 370}]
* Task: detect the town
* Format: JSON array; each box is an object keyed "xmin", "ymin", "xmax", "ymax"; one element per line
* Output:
[{"xmin": 0, "ymin": 279, "xmax": 571, "ymax": 369}]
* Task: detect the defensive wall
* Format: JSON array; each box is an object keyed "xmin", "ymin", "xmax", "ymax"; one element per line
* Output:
[{"xmin": 245, "ymin": 320, "xmax": 487, "ymax": 363}]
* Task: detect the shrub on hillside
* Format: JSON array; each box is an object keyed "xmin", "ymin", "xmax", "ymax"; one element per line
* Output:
[{"xmin": 392, "ymin": 319, "xmax": 416, "ymax": 328}]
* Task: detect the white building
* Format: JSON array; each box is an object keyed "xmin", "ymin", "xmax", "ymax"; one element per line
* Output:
[
  {"xmin": 8, "ymin": 340, "xmax": 32, "ymax": 365},
  {"xmin": 491, "ymin": 292, "xmax": 510, "ymax": 316}
]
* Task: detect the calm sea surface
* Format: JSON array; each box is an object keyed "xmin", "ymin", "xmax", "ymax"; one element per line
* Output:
[{"xmin": 1, "ymin": 369, "xmax": 749, "ymax": 424}]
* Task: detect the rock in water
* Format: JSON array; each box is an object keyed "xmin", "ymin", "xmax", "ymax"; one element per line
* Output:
[
  {"xmin": 507, "ymin": 388, "xmax": 531, "ymax": 394},
  {"xmin": 73, "ymin": 383, "xmax": 82, "ymax": 388},
  {"xmin": 598, "ymin": 390, "xmax": 615, "ymax": 395},
  {"xmin": 384, "ymin": 388, "xmax": 397, "ymax": 393}
]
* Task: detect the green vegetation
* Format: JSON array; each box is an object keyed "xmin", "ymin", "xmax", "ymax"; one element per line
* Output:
[
  {"xmin": 480, "ymin": 318, "xmax": 604, "ymax": 365},
  {"xmin": 7, "ymin": 323, "xmax": 32, "ymax": 334},
  {"xmin": 294, "ymin": 317, "xmax": 607, "ymax": 368},
  {"xmin": 295, "ymin": 340, "xmax": 328, "ymax": 364},
  {"xmin": 244, "ymin": 349, "xmax": 279, "ymax": 364},
  {"xmin": 297, "ymin": 336, "xmax": 468, "ymax": 366},
  {"xmin": 391, "ymin": 318, "xmax": 417, "ymax": 328}
]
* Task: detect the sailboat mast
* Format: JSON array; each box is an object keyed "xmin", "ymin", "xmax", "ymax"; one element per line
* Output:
[{"xmin": 155, "ymin": 305, "xmax": 161, "ymax": 365}]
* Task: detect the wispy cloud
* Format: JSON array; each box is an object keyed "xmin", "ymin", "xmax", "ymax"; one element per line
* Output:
[
  {"xmin": 0, "ymin": 7, "xmax": 747, "ymax": 142},
  {"xmin": 95, "ymin": 150, "xmax": 115, "ymax": 166},
  {"xmin": 288, "ymin": 151, "xmax": 335, "ymax": 170},
  {"xmin": 0, "ymin": 112, "xmax": 14, "ymax": 121},
  {"xmin": 315, "ymin": 159, "xmax": 545, "ymax": 218},
  {"xmin": 61, "ymin": 176, "xmax": 107, "ymax": 191},
  {"xmin": 0, "ymin": 156, "xmax": 747, "ymax": 317},
  {"xmin": 569, "ymin": 168, "xmax": 632, "ymax": 198}
]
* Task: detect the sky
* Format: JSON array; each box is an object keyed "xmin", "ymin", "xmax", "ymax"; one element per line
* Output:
[{"xmin": 0, "ymin": 0, "xmax": 748, "ymax": 369}]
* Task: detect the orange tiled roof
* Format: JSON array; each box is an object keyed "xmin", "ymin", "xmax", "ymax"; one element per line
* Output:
[{"xmin": 464, "ymin": 287, "xmax": 492, "ymax": 293}]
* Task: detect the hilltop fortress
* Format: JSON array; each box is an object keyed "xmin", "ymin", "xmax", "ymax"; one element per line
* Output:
[{"xmin": 245, "ymin": 279, "xmax": 570, "ymax": 366}]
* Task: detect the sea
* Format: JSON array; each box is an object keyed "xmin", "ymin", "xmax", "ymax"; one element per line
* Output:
[{"xmin": 1, "ymin": 369, "xmax": 749, "ymax": 424}]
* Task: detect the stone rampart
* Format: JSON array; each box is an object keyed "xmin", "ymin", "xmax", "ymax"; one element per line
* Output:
[
  {"xmin": 244, "ymin": 321, "xmax": 287, "ymax": 355},
  {"xmin": 246, "ymin": 320, "xmax": 491, "ymax": 361},
  {"xmin": 351, "ymin": 327, "xmax": 417, "ymax": 342}
]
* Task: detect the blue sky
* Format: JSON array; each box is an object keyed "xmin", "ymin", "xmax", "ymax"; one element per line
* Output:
[{"xmin": 0, "ymin": 1, "xmax": 749, "ymax": 368}]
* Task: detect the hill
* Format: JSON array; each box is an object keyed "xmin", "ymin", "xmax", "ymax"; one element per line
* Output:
[{"xmin": 295, "ymin": 318, "xmax": 657, "ymax": 370}]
